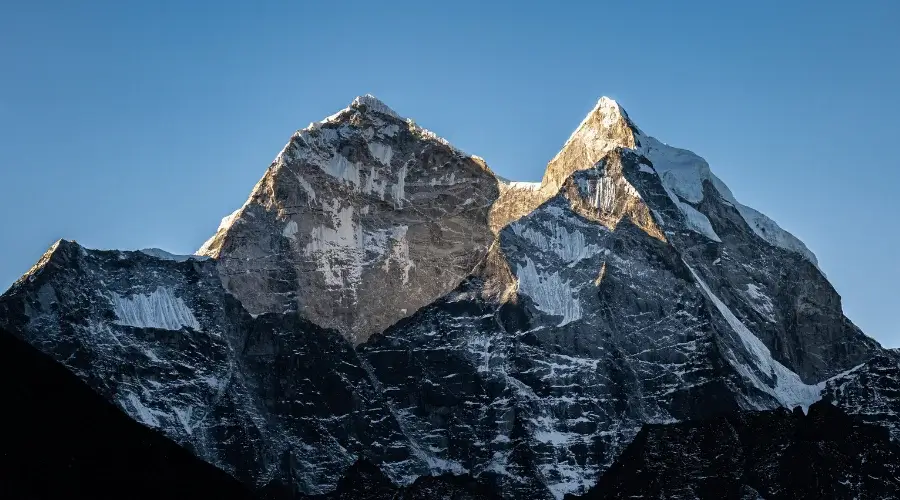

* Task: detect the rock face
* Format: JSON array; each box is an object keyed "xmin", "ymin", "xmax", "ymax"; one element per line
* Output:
[
  {"xmin": 1, "ymin": 95, "xmax": 897, "ymax": 499},
  {"xmin": 823, "ymin": 348, "xmax": 900, "ymax": 441},
  {"xmin": 198, "ymin": 95, "xmax": 499, "ymax": 343},
  {"xmin": 570, "ymin": 401, "xmax": 900, "ymax": 500}
]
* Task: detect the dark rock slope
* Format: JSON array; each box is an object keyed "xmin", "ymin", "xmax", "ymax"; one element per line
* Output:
[
  {"xmin": 0, "ymin": 328, "xmax": 258, "ymax": 500},
  {"xmin": 569, "ymin": 401, "xmax": 900, "ymax": 500},
  {"xmin": 1, "ymin": 95, "xmax": 897, "ymax": 499}
]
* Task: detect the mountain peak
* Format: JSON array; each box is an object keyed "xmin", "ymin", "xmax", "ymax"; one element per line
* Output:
[
  {"xmin": 585, "ymin": 96, "xmax": 636, "ymax": 135},
  {"xmin": 539, "ymin": 96, "xmax": 639, "ymax": 195},
  {"xmin": 196, "ymin": 93, "xmax": 499, "ymax": 343},
  {"xmin": 350, "ymin": 94, "xmax": 402, "ymax": 119},
  {"xmin": 593, "ymin": 96, "xmax": 625, "ymax": 119}
]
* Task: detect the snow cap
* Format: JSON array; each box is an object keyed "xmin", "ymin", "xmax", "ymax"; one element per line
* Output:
[{"xmin": 350, "ymin": 94, "xmax": 402, "ymax": 120}]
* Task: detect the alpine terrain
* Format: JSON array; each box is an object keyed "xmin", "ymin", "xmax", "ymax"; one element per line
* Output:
[{"xmin": 2, "ymin": 95, "xmax": 898, "ymax": 499}]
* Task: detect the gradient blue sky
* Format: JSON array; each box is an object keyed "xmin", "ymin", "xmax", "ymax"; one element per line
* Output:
[{"xmin": 1, "ymin": 1, "xmax": 897, "ymax": 346}]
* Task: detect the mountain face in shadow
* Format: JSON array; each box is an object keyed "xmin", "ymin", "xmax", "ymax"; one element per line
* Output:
[
  {"xmin": 568, "ymin": 401, "xmax": 900, "ymax": 500},
  {"xmin": 0, "ymin": 328, "xmax": 258, "ymax": 500}
]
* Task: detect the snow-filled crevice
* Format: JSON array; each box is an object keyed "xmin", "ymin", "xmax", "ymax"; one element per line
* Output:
[{"xmin": 685, "ymin": 263, "xmax": 822, "ymax": 411}]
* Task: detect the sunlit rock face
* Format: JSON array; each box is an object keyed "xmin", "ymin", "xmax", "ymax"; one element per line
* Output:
[
  {"xmin": 198, "ymin": 95, "xmax": 499, "ymax": 343},
  {"xmin": 2, "ymin": 95, "xmax": 896, "ymax": 500},
  {"xmin": 489, "ymin": 97, "xmax": 638, "ymax": 233}
]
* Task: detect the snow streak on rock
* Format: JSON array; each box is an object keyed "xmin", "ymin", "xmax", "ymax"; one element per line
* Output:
[
  {"xmin": 516, "ymin": 256, "xmax": 582, "ymax": 326},
  {"xmin": 110, "ymin": 287, "xmax": 201, "ymax": 331},
  {"xmin": 687, "ymin": 265, "xmax": 822, "ymax": 411}
]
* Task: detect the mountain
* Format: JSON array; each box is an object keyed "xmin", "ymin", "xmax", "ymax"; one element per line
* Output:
[
  {"xmin": 1, "ymin": 94, "xmax": 897, "ymax": 499},
  {"xmin": 568, "ymin": 401, "xmax": 900, "ymax": 499}
]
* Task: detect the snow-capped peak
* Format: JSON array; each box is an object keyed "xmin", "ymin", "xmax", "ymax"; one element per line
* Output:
[
  {"xmin": 542, "ymin": 96, "xmax": 819, "ymax": 267},
  {"xmin": 593, "ymin": 96, "xmax": 627, "ymax": 124},
  {"xmin": 351, "ymin": 94, "xmax": 402, "ymax": 120},
  {"xmin": 560, "ymin": 96, "xmax": 635, "ymax": 150}
]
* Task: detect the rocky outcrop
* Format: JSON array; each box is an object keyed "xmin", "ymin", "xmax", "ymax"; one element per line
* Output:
[
  {"xmin": 1, "ymin": 95, "xmax": 896, "ymax": 499},
  {"xmin": 569, "ymin": 401, "xmax": 900, "ymax": 500},
  {"xmin": 489, "ymin": 180, "xmax": 543, "ymax": 233},
  {"xmin": 823, "ymin": 348, "xmax": 900, "ymax": 441},
  {"xmin": 199, "ymin": 95, "xmax": 499, "ymax": 343}
]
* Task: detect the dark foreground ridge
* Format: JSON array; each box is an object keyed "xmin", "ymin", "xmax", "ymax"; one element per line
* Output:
[
  {"xmin": 0, "ymin": 327, "xmax": 258, "ymax": 500},
  {"xmin": 263, "ymin": 459, "xmax": 502, "ymax": 500},
  {"xmin": 2, "ymin": 322, "xmax": 896, "ymax": 500},
  {"xmin": 0, "ymin": 324, "xmax": 499, "ymax": 499},
  {"xmin": 568, "ymin": 401, "xmax": 900, "ymax": 500}
]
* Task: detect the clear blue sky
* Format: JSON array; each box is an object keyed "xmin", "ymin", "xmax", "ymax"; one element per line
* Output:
[{"xmin": 1, "ymin": 1, "xmax": 897, "ymax": 346}]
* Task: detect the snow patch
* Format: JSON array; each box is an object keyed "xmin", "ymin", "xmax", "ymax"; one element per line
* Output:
[
  {"xmin": 282, "ymin": 220, "xmax": 298, "ymax": 241},
  {"xmin": 507, "ymin": 181, "xmax": 541, "ymax": 191},
  {"xmin": 367, "ymin": 142, "xmax": 394, "ymax": 166},
  {"xmin": 305, "ymin": 201, "xmax": 364, "ymax": 290},
  {"xmin": 391, "ymin": 162, "xmax": 408, "ymax": 208},
  {"xmin": 676, "ymin": 202, "xmax": 721, "ymax": 242},
  {"xmin": 588, "ymin": 176, "xmax": 642, "ymax": 212},
  {"xmin": 381, "ymin": 225, "xmax": 415, "ymax": 284},
  {"xmin": 744, "ymin": 283, "xmax": 776, "ymax": 322},
  {"xmin": 139, "ymin": 248, "xmax": 209, "ymax": 262},
  {"xmin": 734, "ymin": 203, "xmax": 819, "ymax": 268},
  {"xmin": 638, "ymin": 163, "xmax": 655, "ymax": 174},
  {"xmin": 429, "ymin": 171, "xmax": 458, "ymax": 186},
  {"xmin": 516, "ymin": 257, "xmax": 582, "ymax": 326},
  {"xmin": 123, "ymin": 392, "xmax": 160, "ymax": 427},
  {"xmin": 110, "ymin": 287, "xmax": 201, "ymax": 331},
  {"xmin": 173, "ymin": 406, "xmax": 194, "ymax": 435},
  {"xmin": 533, "ymin": 429, "xmax": 579, "ymax": 445},
  {"xmin": 352, "ymin": 94, "xmax": 401, "ymax": 119},
  {"xmin": 362, "ymin": 166, "xmax": 388, "ymax": 199},
  {"xmin": 304, "ymin": 201, "xmax": 413, "ymax": 291},
  {"xmin": 294, "ymin": 173, "xmax": 317, "ymax": 205},
  {"xmin": 511, "ymin": 221, "xmax": 601, "ymax": 265},
  {"xmin": 321, "ymin": 153, "xmax": 362, "ymax": 189}
]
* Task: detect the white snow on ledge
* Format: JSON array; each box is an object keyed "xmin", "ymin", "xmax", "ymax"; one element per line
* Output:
[
  {"xmin": 110, "ymin": 287, "xmax": 201, "ymax": 331},
  {"xmin": 352, "ymin": 94, "xmax": 402, "ymax": 119},
  {"xmin": 506, "ymin": 181, "xmax": 541, "ymax": 191},
  {"xmin": 140, "ymin": 248, "xmax": 210, "ymax": 262},
  {"xmin": 636, "ymin": 133, "xmax": 819, "ymax": 267}
]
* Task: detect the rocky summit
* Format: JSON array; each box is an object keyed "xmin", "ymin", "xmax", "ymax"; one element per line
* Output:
[
  {"xmin": 1, "ymin": 95, "xmax": 897, "ymax": 499},
  {"xmin": 198, "ymin": 95, "xmax": 498, "ymax": 344}
]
